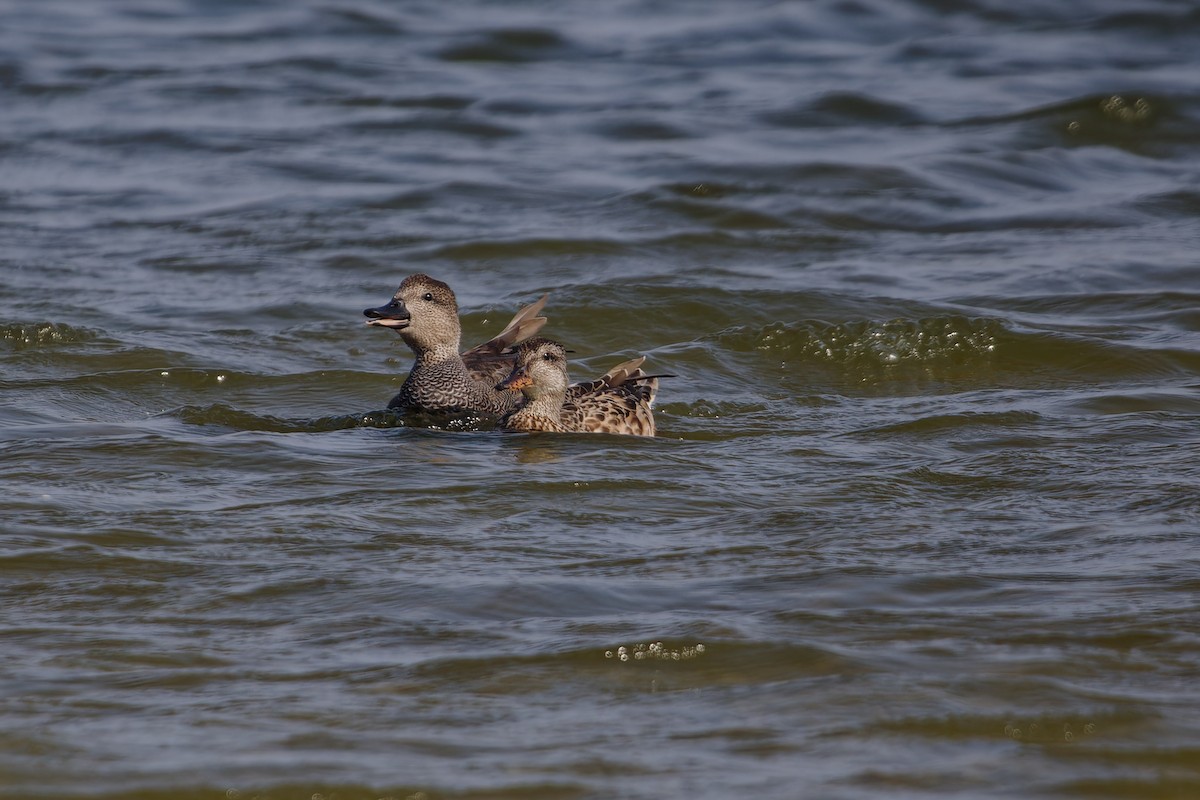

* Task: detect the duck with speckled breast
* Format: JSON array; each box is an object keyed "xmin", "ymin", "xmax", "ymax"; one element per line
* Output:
[
  {"xmin": 363, "ymin": 273, "xmax": 548, "ymax": 418},
  {"xmin": 496, "ymin": 337, "xmax": 664, "ymax": 437}
]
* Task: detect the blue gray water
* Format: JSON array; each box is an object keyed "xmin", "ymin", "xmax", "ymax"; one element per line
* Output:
[{"xmin": 3, "ymin": 1, "xmax": 1199, "ymax": 798}]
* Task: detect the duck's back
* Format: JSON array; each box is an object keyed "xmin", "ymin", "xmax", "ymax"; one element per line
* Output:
[{"xmin": 563, "ymin": 357, "xmax": 658, "ymax": 436}]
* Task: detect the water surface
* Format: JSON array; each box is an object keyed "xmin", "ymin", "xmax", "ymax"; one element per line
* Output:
[{"xmin": 3, "ymin": 1, "xmax": 1200, "ymax": 798}]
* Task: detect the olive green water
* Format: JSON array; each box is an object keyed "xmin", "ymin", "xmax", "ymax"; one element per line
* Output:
[{"xmin": 3, "ymin": 2, "xmax": 1200, "ymax": 799}]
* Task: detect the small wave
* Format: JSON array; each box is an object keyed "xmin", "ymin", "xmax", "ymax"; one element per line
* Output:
[
  {"xmin": 335, "ymin": 93, "xmax": 474, "ymax": 111},
  {"xmin": 0, "ymin": 322, "xmax": 101, "ymax": 349},
  {"xmin": 430, "ymin": 237, "xmax": 631, "ymax": 261},
  {"xmin": 346, "ymin": 115, "xmax": 519, "ymax": 140},
  {"xmin": 660, "ymin": 399, "xmax": 770, "ymax": 419},
  {"xmin": 859, "ymin": 710, "xmax": 1116, "ymax": 746},
  {"xmin": 171, "ymin": 403, "xmax": 407, "ymax": 433},
  {"xmin": 589, "ymin": 118, "xmax": 694, "ymax": 141},
  {"xmin": 316, "ymin": 7, "xmax": 406, "ymax": 37},
  {"xmin": 438, "ymin": 27, "xmax": 578, "ymax": 64},
  {"xmin": 169, "ymin": 403, "xmax": 501, "ymax": 433},
  {"xmin": 1059, "ymin": 94, "xmax": 1170, "ymax": 153},
  {"xmin": 862, "ymin": 411, "xmax": 1044, "ymax": 439},
  {"xmin": 1091, "ymin": 7, "xmax": 1200, "ymax": 37},
  {"xmin": 951, "ymin": 93, "xmax": 1194, "ymax": 157},
  {"xmin": 720, "ymin": 314, "xmax": 1199, "ymax": 387},
  {"xmin": 725, "ymin": 316, "xmax": 1001, "ymax": 367},
  {"xmin": 759, "ymin": 91, "xmax": 928, "ymax": 129},
  {"xmin": 637, "ymin": 189, "xmax": 791, "ymax": 230}
]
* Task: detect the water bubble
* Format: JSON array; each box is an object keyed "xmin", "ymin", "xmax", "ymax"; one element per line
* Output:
[
  {"xmin": 607, "ymin": 641, "xmax": 707, "ymax": 664},
  {"xmin": 216, "ymin": 374, "xmax": 227, "ymax": 383},
  {"xmin": 1064, "ymin": 731, "xmax": 1074, "ymax": 742},
  {"xmin": 1100, "ymin": 94, "xmax": 1153, "ymax": 123},
  {"xmin": 160, "ymin": 371, "xmax": 170, "ymax": 377},
  {"xmin": 1084, "ymin": 722, "xmax": 1096, "ymax": 734}
]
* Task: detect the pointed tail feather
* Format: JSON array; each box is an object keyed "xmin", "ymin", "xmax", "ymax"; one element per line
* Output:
[
  {"xmin": 600, "ymin": 356, "xmax": 646, "ymax": 387},
  {"xmin": 599, "ymin": 356, "xmax": 661, "ymax": 409},
  {"xmin": 635, "ymin": 375, "xmax": 660, "ymax": 408}
]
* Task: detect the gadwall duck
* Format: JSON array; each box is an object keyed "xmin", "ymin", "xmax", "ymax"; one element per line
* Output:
[
  {"xmin": 364, "ymin": 274, "xmax": 547, "ymax": 416},
  {"xmin": 496, "ymin": 337, "xmax": 662, "ymax": 437}
]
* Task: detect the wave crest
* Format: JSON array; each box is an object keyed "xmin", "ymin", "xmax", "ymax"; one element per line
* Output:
[
  {"xmin": 729, "ymin": 315, "xmax": 1001, "ymax": 367},
  {"xmin": 1, "ymin": 322, "xmax": 100, "ymax": 349}
]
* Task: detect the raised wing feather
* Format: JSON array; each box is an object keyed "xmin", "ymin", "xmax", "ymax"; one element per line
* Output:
[{"xmin": 461, "ymin": 294, "xmax": 549, "ymax": 384}]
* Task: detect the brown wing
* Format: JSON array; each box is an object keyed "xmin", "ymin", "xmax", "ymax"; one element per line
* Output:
[
  {"xmin": 565, "ymin": 356, "xmax": 645, "ymax": 402},
  {"xmin": 461, "ymin": 294, "xmax": 549, "ymax": 384},
  {"xmin": 574, "ymin": 381, "xmax": 658, "ymax": 437},
  {"xmin": 563, "ymin": 356, "xmax": 659, "ymax": 436}
]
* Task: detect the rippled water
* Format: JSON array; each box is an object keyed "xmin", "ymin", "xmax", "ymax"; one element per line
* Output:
[{"xmin": 3, "ymin": 1, "xmax": 1200, "ymax": 798}]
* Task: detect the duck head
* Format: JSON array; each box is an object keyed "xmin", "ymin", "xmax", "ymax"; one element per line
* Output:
[
  {"xmin": 496, "ymin": 337, "xmax": 571, "ymax": 400},
  {"xmin": 364, "ymin": 273, "xmax": 462, "ymax": 358}
]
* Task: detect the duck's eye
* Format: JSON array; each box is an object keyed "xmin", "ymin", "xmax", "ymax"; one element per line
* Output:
[
  {"xmin": 423, "ymin": 292, "xmax": 434, "ymax": 302},
  {"xmin": 542, "ymin": 352, "xmax": 555, "ymax": 361}
]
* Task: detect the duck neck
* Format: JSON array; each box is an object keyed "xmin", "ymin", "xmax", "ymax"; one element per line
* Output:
[
  {"xmin": 415, "ymin": 339, "xmax": 462, "ymax": 365},
  {"xmin": 517, "ymin": 391, "xmax": 564, "ymax": 424}
]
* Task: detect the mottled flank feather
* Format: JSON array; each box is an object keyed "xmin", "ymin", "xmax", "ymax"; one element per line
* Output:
[
  {"xmin": 363, "ymin": 273, "xmax": 547, "ymax": 416},
  {"xmin": 497, "ymin": 337, "xmax": 661, "ymax": 437}
]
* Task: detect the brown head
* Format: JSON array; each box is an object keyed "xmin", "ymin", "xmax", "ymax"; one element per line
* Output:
[
  {"xmin": 495, "ymin": 337, "xmax": 571, "ymax": 402},
  {"xmin": 363, "ymin": 273, "xmax": 462, "ymax": 360}
]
